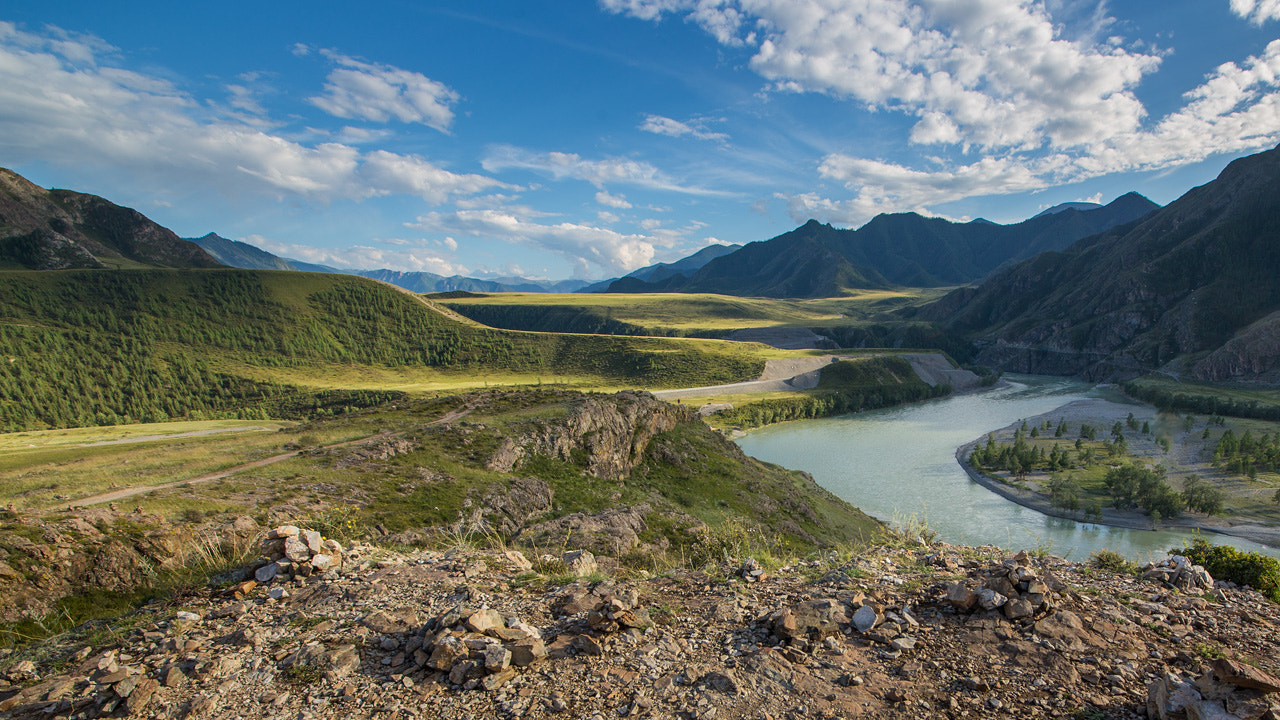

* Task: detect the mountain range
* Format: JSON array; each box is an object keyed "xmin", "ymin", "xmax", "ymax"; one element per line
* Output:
[
  {"xmin": 606, "ymin": 193, "xmax": 1159, "ymax": 297},
  {"xmin": 924, "ymin": 143, "xmax": 1280, "ymax": 383}
]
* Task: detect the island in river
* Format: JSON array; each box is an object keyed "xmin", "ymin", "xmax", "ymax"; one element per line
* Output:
[{"xmin": 960, "ymin": 394, "xmax": 1280, "ymax": 550}]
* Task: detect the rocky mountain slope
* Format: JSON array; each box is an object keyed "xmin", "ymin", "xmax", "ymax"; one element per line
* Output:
[
  {"xmin": 925, "ymin": 144, "xmax": 1280, "ymax": 382},
  {"xmin": 611, "ymin": 194, "xmax": 1158, "ymax": 298},
  {"xmin": 2, "ymin": 537, "xmax": 1277, "ymax": 720},
  {"xmin": 0, "ymin": 168, "xmax": 221, "ymax": 270},
  {"xmin": 189, "ymin": 233, "xmax": 297, "ymax": 271}
]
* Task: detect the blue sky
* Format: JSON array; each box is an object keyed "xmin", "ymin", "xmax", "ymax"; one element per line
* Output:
[{"xmin": 2, "ymin": 1, "xmax": 1279, "ymax": 281}]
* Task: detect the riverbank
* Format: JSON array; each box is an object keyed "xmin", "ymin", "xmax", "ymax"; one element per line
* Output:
[{"xmin": 956, "ymin": 396, "xmax": 1280, "ymax": 551}]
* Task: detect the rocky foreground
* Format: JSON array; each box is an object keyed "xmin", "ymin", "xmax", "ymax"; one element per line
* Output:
[{"xmin": 2, "ymin": 535, "xmax": 1279, "ymax": 720}]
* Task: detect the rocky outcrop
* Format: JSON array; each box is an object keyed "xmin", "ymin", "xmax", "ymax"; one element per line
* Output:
[
  {"xmin": 5, "ymin": 542, "xmax": 1279, "ymax": 720},
  {"xmin": 487, "ymin": 390, "xmax": 693, "ymax": 480},
  {"xmin": 0, "ymin": 508, "xmax": 259, "ymax": 623}
]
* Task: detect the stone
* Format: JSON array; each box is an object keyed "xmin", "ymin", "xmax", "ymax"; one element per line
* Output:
[
  {"xmin": 504, "ymin": 550, "xmax": 533, "ymax": 572},
  {"xmin": 702, "ymin": 670, "xmax": 739, "ymax": 695},
  {"xmin": 976, "ymin": 588, "xmax": 1008, "ymax": 611},
  {"xmin": 890, "ymin": 637, "xmax": 918, "ymax": 651},
  {"xmin": 269, "ymin": 525, "xmax": 301, "ymax": 539},
  {"xmin": 561, "ymin": 549, "xmax": 598, "ymax": 577},
  {"xmin": 946, "ymin": 583, "xmax": 978, "ymax": 612},
  {"xmin": 1213, "ymin": 659, "xmax": 1280, "ymax": 693},
  {"xmin": 284, "ymin": 536, "xmax": 312, "ymax": 562},
  {"xmin": 162, "ymin": 666, "xmax": 188, "ymax": 688},
  {"xmin": 302, "ymin": 529, "xmax": 323, "ymax": 554},
  {"xmin": 466, "ymin": 608, "xmax": 505, "ymax": 634},
  {"xmin": 852, "ymin": 604, "xmax": 881, "ymax": 633},
  {"xmin": 429, "ymin": 637, "xmax": 470, "ymax": 671},
  {"xmin": 310, "ymin": 553, "xmax": 336, "ymax": 572},
  {"xmin": 125, "ymin": 678, "xmax": 159, "ymax": 714},
  {"xmin": 482, "ymin": 667, "xmax": 518, "ymax": 691},
  {"xmin": 483, "ymin": 644, "xmax": 512, "ymax": 671},
  {"xmin": 1003, "ymin": 598, "xmax": 1036, "ymax": 620},
  {"xmin": 572, "ymin": 634, "xmax": 604, "ymax": 656},
  {"xmin": 255, "ymin": 561, "xmax": 280, "ymax": 583},
  {"xmin": 507, "ymin": 638, "xmax": 547, "ymax": 667}
]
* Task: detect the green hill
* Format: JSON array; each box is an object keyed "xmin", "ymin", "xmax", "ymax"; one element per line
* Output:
[{"xmin": 0, "ymin": 269, "xmax": 764, "ymax": 431}]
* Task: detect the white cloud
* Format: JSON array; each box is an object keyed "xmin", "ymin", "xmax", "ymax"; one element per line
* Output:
[
  {"xmin": 1231, "ymin": 0, "xmax": 1280, "ymax": 24},
  {"xmin": 639, "ymin": 114, "xmax": 728, "ymax": 141},
  {"xmin": 604, "ymin": 0, "xmax": 1162, "ymax": 152},
  {"xmin": 0, "ymin": 24, "xmax": 506, "ymax": 205},
  {"xmin": 797, "ymin": 37, "xmax": 1280, "ymax": 225},
  {"xmin": 249, "ymin": 235, "xmax": 468, "ymax": 275},
  {"xmin": 597, "ymin": 210, "xmax": 620, "ymax": 223},
  {"xmin": 595, "ymin": 190, "xmax": 633, "ymax": 208},
  {"xmin": 308, "ymin": 50, "xmax": 459, "ymax": 132},
  {"xmin": 482, "ymin": 145, "xmax": 729, "ymax": 195},
  {"xmin": 409, "ymin": 208, "xmax": 662, "ymax": 275}
]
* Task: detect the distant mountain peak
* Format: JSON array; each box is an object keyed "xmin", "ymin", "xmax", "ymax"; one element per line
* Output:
[{"xmin": 1033, "ymin": 201, "xmax": 1103, "ymax": 218}]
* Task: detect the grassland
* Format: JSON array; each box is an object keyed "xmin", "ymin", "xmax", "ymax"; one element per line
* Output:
[{"xmin": 437, "ymin": 290, "xmax": 946, "ymax": 337}]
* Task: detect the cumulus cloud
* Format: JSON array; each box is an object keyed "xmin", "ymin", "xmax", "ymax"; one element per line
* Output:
[
  {"xmin": 1231, "ymin": 0, "xmax": 1280, "ymax": 24},
  {"xmin": 603, "ymin": 0, "xmax": 1161, "ymax": 152},
  {"xmin": 0, "ymin": 24, "xmax": 506, "ymax": 205},
  {"xmin": 639, "ymin": 114, "xmax": 728, "ymax": 141},
  {"xmin": 595, "ymin": 190, "xmax": 633, "ymax": 208},
  {"xmin": 409, "ymin": 208, "xmax": 662, "ymax": 275},
  {"xmin": 482, "ymin": 145, "xmax": 729, "ymax": 195},
  {"xmin": 308, "ymin": 49, "xmax": 459, "ymax": 132}
]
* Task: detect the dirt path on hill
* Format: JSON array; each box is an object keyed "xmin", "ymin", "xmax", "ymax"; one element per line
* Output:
[
  {"xmin": 67, "ymin": 431, "xmax": 397, "ymax": 509},
  {"xmin": 651, "ymin": 355, "xmax": 853, "ymax": 400},
  {"xmin": 67, "ymin": 400, "xmax": 480, "ymax": 509},
  {"xmin": 77, "ymin": 425, "xmax": 274, "ymax": 447}
]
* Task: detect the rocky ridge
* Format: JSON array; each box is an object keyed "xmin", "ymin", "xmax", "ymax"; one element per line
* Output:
[{"xmin": 3, "ymin": 538, "xmax": 1278, "ymax": 720}]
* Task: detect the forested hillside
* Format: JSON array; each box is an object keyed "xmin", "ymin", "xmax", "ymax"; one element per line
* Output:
[{"xmin": 0, "ymin": 270, "xmax": 763, "ymax": 431}]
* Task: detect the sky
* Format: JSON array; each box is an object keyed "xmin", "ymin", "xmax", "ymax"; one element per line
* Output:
[{"xmin": 1, "ymin": 1, "xmax": 1279, "ymax": 281}]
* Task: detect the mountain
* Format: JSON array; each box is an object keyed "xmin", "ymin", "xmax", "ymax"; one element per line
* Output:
[
  {"xmin": 0, "ymin": 168, "xmax": 221, "ymax": 270},
  {"xmin": 1033, "ymin": 201, "xmax": 1103, "ymax": 218},
  {"xmin": 579, "ymin": 242, "xmax": 742, "ymax": 293},
  {"xmin": 611, "ymin": 193, "xmax": 1159, "ymax": 298},
  {"xmin": 189, "ymin": 232, "xmax": 297, "ymax": 270},
  {"xmin": 926, "ymin": 144, "xmax": 1280, "ymax": 382}
]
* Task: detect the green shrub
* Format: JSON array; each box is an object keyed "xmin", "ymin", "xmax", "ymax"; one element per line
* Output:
[
  {"xmin": 1175, "ymin": 538, "xmax": 1280, "ymax": 603},
  {"xmin": 1089, "ymin": 549, "xmax": 1137, "ymax": 574}
]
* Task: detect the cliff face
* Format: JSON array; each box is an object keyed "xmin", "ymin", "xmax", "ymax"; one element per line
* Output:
[{"xmin": 486, "ymin": 391, "xmax": 693, "ymax": 480}]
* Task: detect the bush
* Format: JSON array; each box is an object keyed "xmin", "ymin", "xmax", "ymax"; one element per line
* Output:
[
  {"xmin": 1175, "ymin": 538, "xmax": 1280, "ymax": 603},
  {"xmin": 1089, "ymin": 549, "xmax": 1136, "ymax": 574}
]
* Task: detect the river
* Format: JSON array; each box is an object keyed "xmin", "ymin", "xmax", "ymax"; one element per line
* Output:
[{"xmin": 736, "ymin": 375, "xmax": 1279, "ymax": 561}]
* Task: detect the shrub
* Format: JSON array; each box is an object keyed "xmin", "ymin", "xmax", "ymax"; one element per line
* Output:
[
  {"xmin": 1089, "ymin": 549, "xmax": 1136, "ymax": 574},
  {"xmin": 1175, "ymin": 538, "xmax": 1280, "ymax": 603}
]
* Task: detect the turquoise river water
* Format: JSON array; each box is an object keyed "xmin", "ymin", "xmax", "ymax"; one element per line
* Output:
[{"xmin": 735, "ymin": 375, "xmax": 1279, "ymax": 561}]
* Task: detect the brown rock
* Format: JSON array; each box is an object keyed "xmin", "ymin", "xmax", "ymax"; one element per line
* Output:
[
  {"xmin": 1214, "ymin": 659, "xmax": 1280, "ymax": 693},
  {"xmin": 125, "ymin": 678, "xmax": 159, "ymax": 714}
]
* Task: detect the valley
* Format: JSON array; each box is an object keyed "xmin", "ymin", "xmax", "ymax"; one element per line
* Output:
[{"xmin": 4, "ymin": 148, "xmax": 1280, "ymax": 718}]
